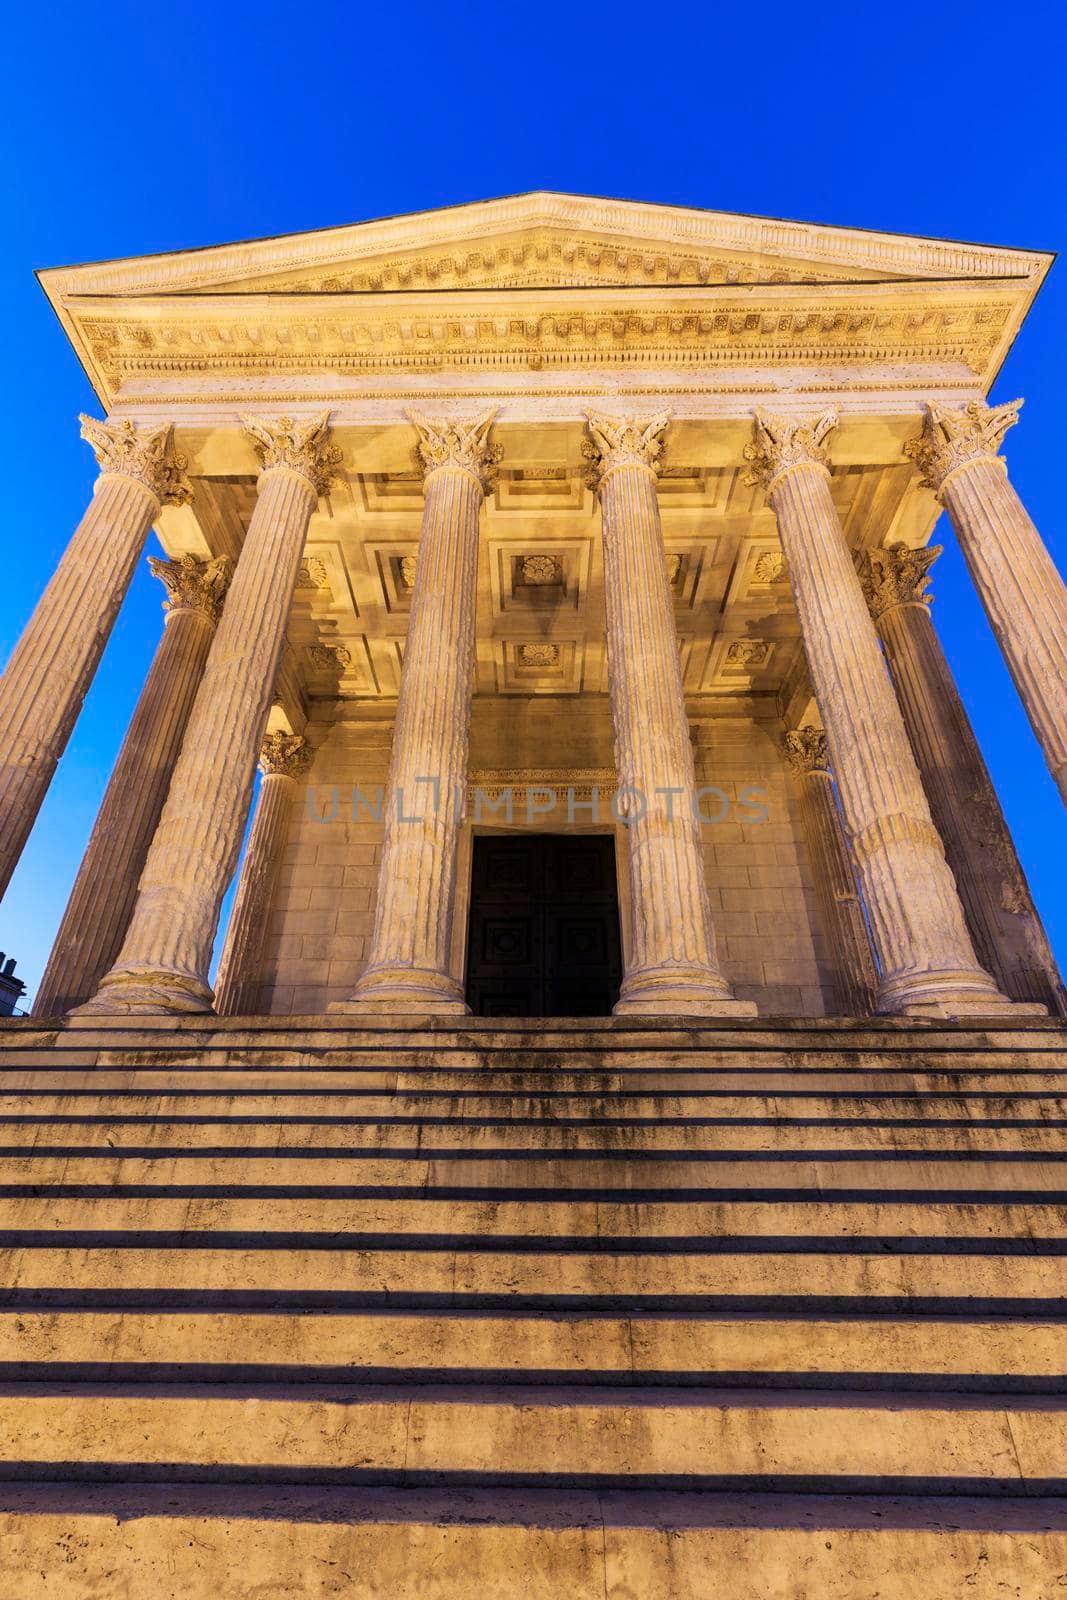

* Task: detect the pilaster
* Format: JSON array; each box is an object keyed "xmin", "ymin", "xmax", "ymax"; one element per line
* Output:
[
  {"xmin": 784, "ymin": 726, "xmax": 878, "ymax": 1017},
  {"xmin": 214, "ymin": 732, "xmax": 310, "ymax": 1017}
]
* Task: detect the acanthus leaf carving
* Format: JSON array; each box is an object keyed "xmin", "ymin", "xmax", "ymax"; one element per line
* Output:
[
  {"xmin": 406, "ymin": 408, "xmax": 502, "ymax": 491},
  {"xmin": 148, "ymin": 553, "xmax": 232, "ymax": 625},
  {"xmin": 742, "ymin": 408, "xmax": 838, "ymax": 493},
  {"xmin": 857, "ymin": 542, "xmax": 941, "ymax": 621},
  {"xmin": 784, "ymin": 725, "xmax": 831, "ymax": 776},
  {"xmin": 258, "ymin": 731, "xmax": 310, "ymax": 780},
  {"xmin": 79, "ymin": 415, "xmax": 193, "ymax": 506},
  {"xmin": 904, "ymin": 398, "xmax": 1022, "ymax": 495},
  {"xmin": 240, "ymin": 412, "xmax": 343, "ymax": 497},
  {"xmin": 582, "ymin": 411, "xmax": 670, "ymax": 493}
]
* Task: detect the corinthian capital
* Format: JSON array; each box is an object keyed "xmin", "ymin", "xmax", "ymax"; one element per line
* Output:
[
  {"xmin": 904, "ymin": 399, "xmax": 1022, "ymax": 495},
  {"xmin": 406, "ymin": 409, "xmax": 502, "ymax": 490},
  {"xmin": 582, "ymin": 411, "xmax": 670, "ymax": 492},
  {"xmin": 857, "ymin": 542, "xmax": 941, "ymax": 622},
  {"xmin": 258, "ymin": 731, "xmax": 310, "ymax": 780},
  {"xmin": 241, "ymin": 413, "xmax": 343, "ymax": 497},
  {"xmin": 743, "ymin": 409, "xmax": 838, "ymax": 493},
  {"xmin": 784, "ymin": 725, "xmax": 831, "ymax": 776},
  {"xmin": 80, "ymin": 416, "xmax": 193, "ymax": 506},
  {"xmin": 148, "ymin": 553, "xmax": 232, "ymax": 625}
]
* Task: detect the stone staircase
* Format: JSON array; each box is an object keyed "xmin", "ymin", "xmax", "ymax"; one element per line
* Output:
[{"xmin": 0, "ymin": 1013, "xmax": 1065, "ymax": 1597}]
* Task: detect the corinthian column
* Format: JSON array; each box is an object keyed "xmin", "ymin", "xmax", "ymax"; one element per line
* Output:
[
  {"xmin": 214, "ymin": 731, "xmax": 309, "ymax": 1017},
  {"xmin": 784, "ymin": 726, "xmax": 878, "ymax": 1017},
  {"xmin": 33, "ymin": 554, "xmax": 231, "ymax": 1017},
  {"xmin": 584, "ymin": 413, "xmax": 755, "ymax": 1017},
  {"xmin": 858, "ymin": 542, "xmax": 1065, "ymax": 1015},
  {"xmin": 335, "ymin": 411, "xmax": 499, "ymax": 1014},
  {"xmin": 906, "ymin": 400, "xmax": 1067, "ymax": 805},
  {"xmin": 0, "ymin": 417, "xmax": 190, "ymax": 899},
  {"xmin": 75, "ymin": 415, "xmax": 340, "ymax": 1015},
  {"xmin": 745, "ymin": 410, "xmax": 1037, "ymax": 1017}
]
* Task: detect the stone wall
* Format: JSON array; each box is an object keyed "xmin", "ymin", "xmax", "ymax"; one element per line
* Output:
[{"xmin": 257, "ymin": 697, "xmax": 834, "ymax": 1016}]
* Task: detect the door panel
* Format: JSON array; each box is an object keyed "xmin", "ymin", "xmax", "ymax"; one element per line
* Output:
[{"xmin": 465, "ymin": 834, "xmax": 622, "ymax": 1018}]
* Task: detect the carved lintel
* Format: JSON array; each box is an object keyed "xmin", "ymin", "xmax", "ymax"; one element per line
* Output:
[
  {"xmin": 258, "ymin": 731, "xmax": 310, "ymax": 780},
  {"xmin": 743, "ymin": 408, "xmax": 838, "ymax": 494},
  {"xmin": 857, "ymin": 542, "xmax": 942, "ymax": 621},
  {"xmin": 79, "ymin": 415, "xmax": 192, "ymax": 506},
  {"xmin": 241, "ymin": 412, "xmax": 343, "ymax": 497},
  {"xmin": 406, "ymin": 408, "xmax": 502, "ymax": 490},
  {"xmin": 582, "ymin": 411, "xmax": 670, "ymax": 493},
  {"xmin": 148, "ymin": 553, "xmax": 232, "ymax": 625},
  {"xmin": 784, "ymin": 725, "xmax": 831, "ymax": 776},
  {"xmin": 904, "ymin": 399, "xmax": 1022, "ymax": 495}
]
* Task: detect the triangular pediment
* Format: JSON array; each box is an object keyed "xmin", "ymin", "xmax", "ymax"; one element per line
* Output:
[{"xmin": 39, "ymin": 192, "xmax": 1050, "ymax": 300}]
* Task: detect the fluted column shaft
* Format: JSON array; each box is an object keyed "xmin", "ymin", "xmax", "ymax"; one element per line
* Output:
[
  {"xmin": 340, "ymin": 413, "xmax": 496, "ymax": 1014},
  {"xmin": 747, "ymin": 410, "xmax": 1031, "ymax": 1017},
  {"xmin": 587, "ymin": 413, "xmax": 754, "ymax": 1017},
  {"xmin": 786, "ymin": 730, "xmax": 877, "ymax": 1017},
  {"xmin": 77, "ymin": 415, "xmax": 339, "ymax": 1015},
  {"xmin": 907, "ymin": 401, "xmax": 1067, "ymax": 805},
  {"xmin": 33, "ymin": 557, "xmax": 229, "ymax": 1016},
  {"xmin": 0, "ymin": 419, "xmax": 189, "ymax": 900},
  {"xmin": 215, "ymin": 734, "xmax": 308, "ymax": 1017},
  {"xmin": 941, "ymin": 462, "xmax": 1067, "ymax": 802},
  {"xmin": 865, "ymin": 564, "xmax": 1065, "ymax": 1015}
]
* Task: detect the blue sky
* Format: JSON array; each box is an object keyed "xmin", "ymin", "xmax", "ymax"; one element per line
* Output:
[{"xmin": 2, "ymin": 0, "xmax": 1064, "ymax": 1003}]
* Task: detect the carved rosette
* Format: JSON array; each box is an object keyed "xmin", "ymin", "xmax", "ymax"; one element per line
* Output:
[
  {"xmin": 857, "ymin": 543, "xmax": 941, "ymax": 622},
  {"xmin": 241, "ymin": 413, "xmax": 343, "ymax": 497},
  {"xmin": 743, "ymin": 409, "xmax": 838, "ymax": 494},
  {"xmin": 904, "ymin": 399, "xmax": 1021, "ymax": 496},
  {"xmin": 407, "ymin": 409, "xmax": 502, "ymax": 490},
  {"xmin": 582, "ymin": 412, "xmax": 670, "ymax": 493},
  {"xmin": 784, "ymin": 726, "xmax": 831, "ymax": 776},
  {"xmin": 79, "ymin": 415, "xmax": 192, "ymax": 506},
  {"xmin": 148, "ymin": 554, "xmax": 232, "ymax": 625},
  {"xmin": 258, "ymin": 731, "xmax": 309, "ymax": 780}
]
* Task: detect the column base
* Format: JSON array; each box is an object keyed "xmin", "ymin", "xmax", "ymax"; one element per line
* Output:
[
  {"xmin": 329, "ymin": 964, "xmax": 470, "ymax": 1017},
  {"xmin": 70, "ymin": 965, "xmax": 214, "ymax": 1017},
  {"xmin": 613, "ymin": 965, "xmax": 758, "ymax": 1019},
  {"xmin": 876, "ymin": 967, "xmax": 1047, "ymax": 1020}
]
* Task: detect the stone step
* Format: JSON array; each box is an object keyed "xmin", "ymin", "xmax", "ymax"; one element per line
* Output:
[
  {"xmin": 2, "ymin": 1089, "xmax": 1066, "ymax": 1119},
  {"xmin": 2, "ymin": 1243, "xmax": 1062, "ymax": 1306},
  {"xmin": 3, "ymin": 1309, "xmax": 1062, "ymax": 1385},
  {"xmin": 2, "ymin": 1484, "xmax": 1064, "ymax": 1600},
  {"xmin": 0, "ymin": 1150, "xmax": 1064, "ymax": 1191},
  {"xmin": 0, "ymin": 1382, "xmax": 1063, "ymax": 1489},
  {"xmin": 1, "ymin": 1118, "xmax": 1062, "ymax": 1152},
  {"xmin": 3, "ymin": 1067, "xmax": 1066, "ymax": 1097},
  {"xmin": 0, "ymin": 1194, "xmax": 1059, "ymax": 1238}
]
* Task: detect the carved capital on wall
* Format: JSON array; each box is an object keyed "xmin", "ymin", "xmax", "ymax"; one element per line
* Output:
[
  {"xmin": 582, "ymin": 411, "xmax": 670, "ymax": 492},
  {"xmin": 743, "ymin": 408, "xmax": 838, "ymax": 494},
  {"xmin": 80, "ymin": 415, "xmax": 193, "ymax": 506},
  {"xmin": 857, "ymin": 542, "xmax": 941, "ymax": 621},
  {"xmin": 784, "ymin": 725, "xmax": 831, "ymax": 776},
  {"xmin": 258, "ymin": 731, "xmax": 310, "ymax": 780},
  {"xmin": 148, "ymin": 553, "xmax": 232, "ymax": 625},
  {"xmin": 904, "ymin": 398, "xmax": 1021, "ymax": 495},
  {"xmin": 241, "ymin": 412, "xmax": 343, "ymax": 497},
  {"xmin": 406, "ymin": 408, "xmax": 502, "ymax": 491}
]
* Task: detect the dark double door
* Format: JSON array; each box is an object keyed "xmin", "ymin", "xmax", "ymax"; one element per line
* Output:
[{"xmin": 464, "ymin": 833, "xmax": 623, "ymax": 1017}]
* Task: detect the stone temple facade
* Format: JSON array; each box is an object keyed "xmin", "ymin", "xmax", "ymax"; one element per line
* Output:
[{"xmin": 0, "ymin": 196, "xmax": 1066, "ymax": 1596}]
